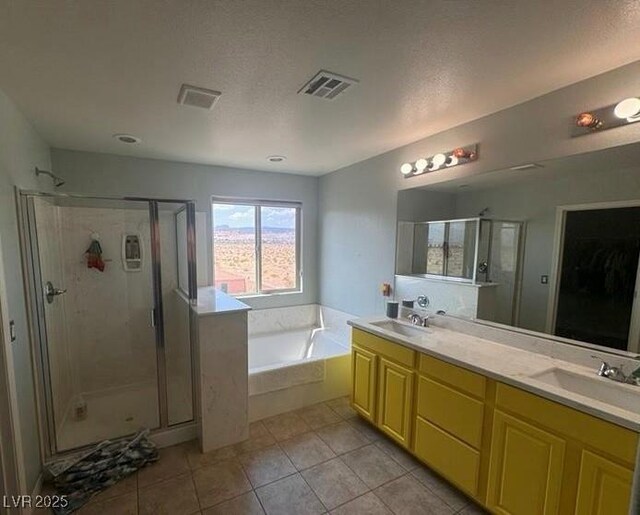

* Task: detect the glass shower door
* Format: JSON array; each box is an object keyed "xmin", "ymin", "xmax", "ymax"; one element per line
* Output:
[{"xmin": 28, "ymin": 196, "xmax": 161, "ymax": 452}]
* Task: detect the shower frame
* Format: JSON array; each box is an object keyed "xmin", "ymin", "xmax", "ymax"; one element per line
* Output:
[{"xmin": 16, "ymin": 189, "xmax": 198, "ymax": 461}]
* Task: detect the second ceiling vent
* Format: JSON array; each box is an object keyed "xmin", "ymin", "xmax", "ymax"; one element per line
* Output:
[
  {"xmin": 298, "ymin": 70, "xmax": 358, "ymax": 100},
  {"xmin": 177, "ymin": 84, "xmax": 221, "ymax": 110}
]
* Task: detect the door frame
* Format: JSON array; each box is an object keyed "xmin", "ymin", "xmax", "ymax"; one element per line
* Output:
[
  {"xmin": 17, "ymin": 190, "xmax": 198, "ymax": 461},
  {"xmin": 545, "ymin": 199, "xmax": 640, "ymax": 352},
  {"xmin": 0, "ymin": 231, "xmax": 27, "ymax": 501}
]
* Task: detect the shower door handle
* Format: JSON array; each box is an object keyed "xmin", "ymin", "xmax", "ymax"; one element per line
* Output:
[
  {"xmin": 151, "ymin": 308, "xmax": 157, "ymax": 327},
  {"xmin": 45, "ymin": 281, "xmax": 67, "ymax": 304}
]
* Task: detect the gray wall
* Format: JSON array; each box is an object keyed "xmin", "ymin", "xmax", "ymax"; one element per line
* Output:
[
  {"xmin": 0, "ymin": 89, "xmax": 51, "ymax": 492},
  {"xmin": 455, "ymin": 164, "xmax": 640, "ymax": 332},
  {"xmin": 319, "ymin": 60, "xmax": 640, "ymax": 316},
  {"xmin": 51, "ymin": 149, "xmax": 319, "ymax": 309}
]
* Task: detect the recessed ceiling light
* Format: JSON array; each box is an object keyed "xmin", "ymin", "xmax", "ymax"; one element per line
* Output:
[
  {"xmin": 267, "ymin": 155, "xmax": 286, "ymax": 163},
  {"xmin": 113, "ymin": 134, "xmax": 141, "ymax": 144}
]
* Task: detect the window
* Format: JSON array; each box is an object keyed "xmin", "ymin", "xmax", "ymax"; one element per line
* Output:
[
  {"xmin": 414, "ymin": 219, "xmax": 478, "ymax": 280},
  {"xmin": 212, "ymin": 199, "xmax": 301, "ymax": 295}
]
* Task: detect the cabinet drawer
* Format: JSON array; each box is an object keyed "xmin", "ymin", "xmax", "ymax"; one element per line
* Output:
[
  {"xmin": 419, "ymin": 354, "xmax": 486, "ymax": 398},
  {"xmin": 353, "ymin": 328, "xmax": 416, "ymax": 368},
  {"xmin": 414, "ymin": 416, "xmax": 480, "ymax": 497},
  {"xmin": 416, "ymin": 375, "xmax": 485, "ymax": 449}
]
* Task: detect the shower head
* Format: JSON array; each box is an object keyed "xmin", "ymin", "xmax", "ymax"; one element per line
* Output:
[
  {"xmin": 35, "ymin": 167, "xmax": 65, "ymax": 188},
  {"xmin": 478, "ymin": 207, "xmax": 490, "ymax": 217}
]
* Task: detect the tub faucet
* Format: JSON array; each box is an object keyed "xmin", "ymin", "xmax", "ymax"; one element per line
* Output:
[{"xmin": 408, "ymin": 313, "xmax": 429, "ymax": 327}]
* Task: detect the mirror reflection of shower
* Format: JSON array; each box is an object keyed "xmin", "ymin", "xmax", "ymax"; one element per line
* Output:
[{"xmin": 35, "ymin": 166, "xmax": 66, "ymax": 187}]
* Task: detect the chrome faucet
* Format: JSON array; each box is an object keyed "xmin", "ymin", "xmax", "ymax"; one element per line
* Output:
[
  {"xmin": 408, "ymin": 313, "xmax": 429, "ymax": 327},
  {"xmin": 593, "ymin": 357, "xmax": 640, "ymax": 386}
]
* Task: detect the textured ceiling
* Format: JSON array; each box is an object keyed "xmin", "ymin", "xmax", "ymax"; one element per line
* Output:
[{"xmin": 1, "ymin": 1, "xmax": 640, "ymax": 175}]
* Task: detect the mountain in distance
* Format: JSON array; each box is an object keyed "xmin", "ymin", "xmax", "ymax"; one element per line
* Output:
[{"xmin": 214, "ymin": 225, "xmax": 293, "ymax": 233}]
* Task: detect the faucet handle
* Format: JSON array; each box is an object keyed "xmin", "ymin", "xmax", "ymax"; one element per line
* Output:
[{"xmin": 591, "ymin": 355, "xmax": 610, "ymax": 376}]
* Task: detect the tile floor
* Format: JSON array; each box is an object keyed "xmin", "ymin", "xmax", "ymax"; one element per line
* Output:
[{"xmin": 42, "ymin": 396, "xmax": 488, "ymax": 514}]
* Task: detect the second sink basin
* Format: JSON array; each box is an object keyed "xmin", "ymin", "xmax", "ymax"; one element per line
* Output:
[
  {"xmin": 529, "ymin": 367, "xmax": 640, "ymax": 414},
  {"xmin": 371, "ymin": 320, "xmax": 430, "ymax": 339}
]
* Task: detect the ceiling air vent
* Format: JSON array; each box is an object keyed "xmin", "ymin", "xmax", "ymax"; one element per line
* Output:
[
  {"xmin": 177, "ymin": 84, "xmax": 221, "ymax": 110},
  {"xmin": 298, "ymin": 70, "xmax": 358, "ymax": 100}
]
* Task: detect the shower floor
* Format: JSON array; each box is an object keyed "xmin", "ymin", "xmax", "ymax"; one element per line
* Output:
[{"xmin": 56, "ymin": 378, "xmax": 192, "ymax": 452}]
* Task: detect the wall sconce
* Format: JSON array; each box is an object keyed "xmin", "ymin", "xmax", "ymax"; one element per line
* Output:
[
  {"xmin": 400, "ymin": 144, "xmax": 478, "ymax": 179},
  {"xmin": 572, "ymin": 96, "xmax": 640, "ymax": 136}
]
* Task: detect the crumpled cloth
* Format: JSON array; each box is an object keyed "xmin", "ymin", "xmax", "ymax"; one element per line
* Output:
[
  {"xmin": 45, "ymin": 429, "xmax": 158, "ymax": 514},
  {"xmin": 85, "ymin": 239, "xmax": 105, "ymax": 272}
]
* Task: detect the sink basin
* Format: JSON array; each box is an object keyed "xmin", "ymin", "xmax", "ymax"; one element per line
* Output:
[
  {"xmin": 371, "ymin": 320, "xmax": 429, "ymax": 339},
  {"xmin": 529, "ymin": 368, "xmax": 640, "ymax": 414}
]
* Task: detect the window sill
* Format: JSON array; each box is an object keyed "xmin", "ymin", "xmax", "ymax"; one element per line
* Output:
[{"xmin": 231, "ymin": 290, "xmax": 303, "ymax": 300}]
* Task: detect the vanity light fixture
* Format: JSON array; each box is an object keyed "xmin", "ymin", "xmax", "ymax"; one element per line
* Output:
[
  {"xmin": 573, "ymin": 96, "xmax": 640, "ymax": 136},
  {"xmin": 415, "ymin": 158, "xmax": 428, "ymax": 173},
  {"xmin": 400, "ymin": 163, "xmax": 414, "ymax": 175},
  {"xmin": 614, "ymin": 97, "xmax": 640, "ymax": 120},
  {"xmin": 400, "ymin": 144, "xmax": 478, "ymax": 179}
]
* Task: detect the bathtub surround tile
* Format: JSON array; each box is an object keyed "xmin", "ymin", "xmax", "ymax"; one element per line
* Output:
[
  {"xmin": 373, "ymin": 475, "xmax": 454, "ymax": 515},
  {"xmin": 263, "ymin": 412, "xmax": 311, "ymax": 441},
  {"xmin": 239, "ymin": 445, "xmax": 297, "ymax": 488},
  {"xmin": 138, "ymin": 473, "xmax": 199, "ymax": 515},
  {"xmin": 250, "ymin": 359, "xmax": 326, "ymax": 396},
  {"xmin": 329, "ymin": 492, "xmax": 392, "ymax": 514},
  {"xmin": 255, "ymin": 474, "xmax": 325, "ymax": 515},
  {"xmin": 341, "ymin": 444, "xmax": 405, "ymax": 489},
  {"xmin": 138, "ymin": 445, "xmax": 190, "ymax": 488},
  {"xmin": 248, "ymin": 305, "xmax": 318, "ymax": 336},
  {"xmin": 301, "ymin": 457, "xmax": 368, "ymax": 510},
  {"xmin": 77, "ymin": 491, "xmax": 138, "ymax": 515},
  {"xmin": 280, "ymin": 432, "xmax": 336, "ymax": 470},
  {"xmin": 296, "ymin": 403, "xmax": 341, "ymax": 429},
  {"xmin": 411, "ymin": 467, "xmax": 470, "ymax": 512},
  {"xmin": 375, "ymin": 438, "xmax": 422, "ymax": 471},
  {"xmin": 195, "ymin": 307, "xmax": 249, "ymax": 452},
  {"xmin": 202, "ymin": 491, "xmax": 266, "ymax": 514},
  {"xmin": 316, "ymin": 421, "xmax": 370, "ymax": 455},
  {"xmin": 193, "ymin": 459, "xmax": 253, "ymax": 508}
]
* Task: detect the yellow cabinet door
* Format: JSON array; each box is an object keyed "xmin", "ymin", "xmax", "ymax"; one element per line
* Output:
[
  {"xmin": 574, "ymin": 450, "xmax": 633, "ymax": 515},
  {"xmin": 351, "ymin": 345, "xmax": 377, "ymax": 422},
  {"xmin": 377, "ymin": 357, "xmax": 414, "ymax": 447},
  {"xmin": 487, "ymin": 410, "xmax": 566, "ymax": 515}
]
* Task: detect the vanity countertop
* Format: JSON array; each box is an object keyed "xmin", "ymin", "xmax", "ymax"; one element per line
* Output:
[
  {"xmin": 192, "ymin": 286, "xmax": 252, "ymax": 317},
  {"xmin": 349, "ymin": 316, "xmax": 640, "ymax": 432}
]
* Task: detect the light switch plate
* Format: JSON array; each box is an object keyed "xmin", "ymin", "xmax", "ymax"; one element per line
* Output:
[{"xmin": 541, "ymin": 275, "xmax": 549, "ymax": 285}]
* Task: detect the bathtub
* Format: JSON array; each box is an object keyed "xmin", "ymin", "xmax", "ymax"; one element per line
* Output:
[{"xmin": 248, "ymin": 304, "xmax": 352, "ymax": 421}]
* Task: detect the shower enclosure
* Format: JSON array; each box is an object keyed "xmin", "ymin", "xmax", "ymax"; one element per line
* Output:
[
  {"xmin": 18, "ymin": 191, "xmax": 197, "ymax": 458},
  {"xmin": 397, "ymin": 217, "xmax": 526, "ymax": 325}
]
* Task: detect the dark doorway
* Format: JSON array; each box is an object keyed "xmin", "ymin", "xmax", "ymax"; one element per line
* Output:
[{"xmin": 555, "ymin": 207, "xmax": 640, "ymax": 350}]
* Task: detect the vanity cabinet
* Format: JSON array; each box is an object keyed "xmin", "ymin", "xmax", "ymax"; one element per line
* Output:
[
  {"xmin": 352, "ymin": 329, "xmax": 416, "ymax": 447},
  {"xmin": 351, "ymin": 344, "xmax": 377, "ymax": 422},
  {"xmin": 350, "ymin": 328, "xmax": 639, "ymax": 515},
  {"xmin": 487, "ymin": 410, "xmax": 565, "ymax": 515},
  {"xmin": 574, "ymin": 450, "xmax": 633, "ymax": 515},
  {"xmin": 377, "ymin": 357, "xmax": 414, "ymax": 446}
]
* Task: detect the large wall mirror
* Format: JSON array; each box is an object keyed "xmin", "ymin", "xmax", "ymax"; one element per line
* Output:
[{"xmin": 395, "ymin": 142, "xmax": 640, "ymax": 355}]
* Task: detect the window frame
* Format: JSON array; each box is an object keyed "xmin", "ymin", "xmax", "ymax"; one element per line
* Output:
[{"xmin": 212, "ymin": 197, "xmax": 302, "ymax": 296}]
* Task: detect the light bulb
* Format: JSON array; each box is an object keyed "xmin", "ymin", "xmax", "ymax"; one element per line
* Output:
[
  {"xmin": 446, "ymin": 155, "xmax": 459, "ymax": 167},
  {"xmin": 415, "ymin": 158, "xmax": 428, "ymax": 172},
  {"xmin": 400, "ymin": 163, "xmax": 413, "ymax": 175},
  {"xmin": 432, "ymin": 153, "xmax": 447, "ymax": 169},
  {"xmin": 614, "ymin": 97, "xmax": 640, "ymax": 120}
]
